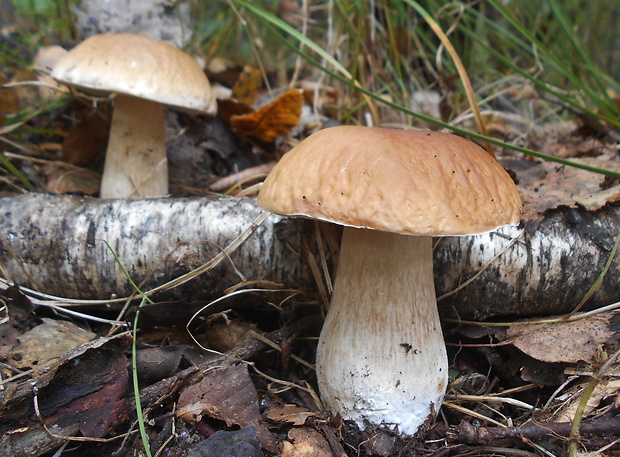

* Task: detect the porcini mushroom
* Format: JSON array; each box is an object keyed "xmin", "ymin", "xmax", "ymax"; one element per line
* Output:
[
  {"xmin": 258, "ymin": 126, "xmax": 521, "ymax": 435},
  {"xmin": 52, "ymin": 33, "xmax": 216, "ymax": 198}
]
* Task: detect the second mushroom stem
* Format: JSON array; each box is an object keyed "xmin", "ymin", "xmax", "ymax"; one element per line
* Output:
[
  {"xmin": 315, "ymin": 227, "xmax": 448, "ymax": 435},
  {"xmin": 100, "ymin": 94, "xmax": 168, "ymax": 199}
]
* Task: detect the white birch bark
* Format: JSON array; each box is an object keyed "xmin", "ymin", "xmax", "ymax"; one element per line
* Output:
[{"xmin": 1, "ymin": 193, "xmax": 618, "ymax": 319}]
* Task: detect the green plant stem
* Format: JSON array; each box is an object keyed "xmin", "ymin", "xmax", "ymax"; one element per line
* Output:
[
  {"xmin": 132, "ymin": 301, "xmax": 152, "ymax": 457},
  {"xmin": 104, "ymin": 241, "xmax": 153, "ymax": 457},
  {"xmin": 0, "ymin": 152, "xmax": 34, "ymax": 188}
]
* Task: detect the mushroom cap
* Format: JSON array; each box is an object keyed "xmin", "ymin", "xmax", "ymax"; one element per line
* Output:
[
  {"xmin": 52, "ymin": 33, "xmax": 216, "ymax": 115},
  {"xmin": 258, "ymin": 126, "xmax": 522, "ymax": 236}
]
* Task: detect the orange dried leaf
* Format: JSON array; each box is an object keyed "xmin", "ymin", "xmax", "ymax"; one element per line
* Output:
[
  {"xmin": 231, "ymin": 89, "xmax": 303, "ymax": 142},
  {"xmin": 232, "ymin": 66, "xmax": 262, "ymax": 105},
  {"xmin": 217, "ymin": 98, "xmax": 253, "ymax": 125}
]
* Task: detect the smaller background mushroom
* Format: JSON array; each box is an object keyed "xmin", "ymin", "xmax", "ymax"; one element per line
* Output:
[{"xmin": 52, "ymin": 33, "xmax": 216, "ymax": 198}]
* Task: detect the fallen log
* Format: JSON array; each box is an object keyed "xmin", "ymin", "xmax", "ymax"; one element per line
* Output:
[
  {"xmin": 1, "ymin": 192, "xmax": 619, "ymax": 319},
  {"xmin": 0, "ymin": 192, "xmax": 314, "ymax": 302},
  {"xmin": 435, "ymin": 205, "xmax": 620, "ymax": 319}
]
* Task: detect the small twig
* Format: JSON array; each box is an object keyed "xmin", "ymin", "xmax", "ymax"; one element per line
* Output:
[
  {"xmin": 443, "ymin": 401, "xmax": 507, "ymax": 428},
  {"xmin": 445, "ymin": 394, "xmax": 533, "ymax": 410},
  {"xmin": 208, "ymin": 162, "xmax": 275, "ymax": 192},
  {"xmin": 453, "ymin": 415, "xmax": 620, "ymax": 445}
]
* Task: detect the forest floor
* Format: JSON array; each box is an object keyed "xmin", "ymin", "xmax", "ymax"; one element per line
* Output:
[{"xmin": 2, "ymin": 2, "xmax": 620, "ymax": 456}]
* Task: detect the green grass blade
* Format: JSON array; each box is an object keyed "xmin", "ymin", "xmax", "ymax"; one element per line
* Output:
[
  {"xmin": 132, "ymin": 303, "xmax": 152, "ymax": 457},
  {"xmin": 238, "ymin": 9, "xmax": 620, "ymax": 179},
  {"xmin": 233, "ymin": 0, "xmax": 353, "ymax": 80},
  {"xmin": 104, "ymin": 241, "xmax": 153, "ymax": 457},
  {"xmin": 0, "ymin": 152, "xmax": 34, "ymax": 188},
  {"xmin": 546, "ymin": 0, "xmax": 617, "ymax": 117},
  {"xmin": 455, "ymin": 24, "xmax": 620, "ymax": 130}
]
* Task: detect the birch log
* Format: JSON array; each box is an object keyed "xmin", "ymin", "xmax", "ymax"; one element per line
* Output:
[
  {"xmin": 1, "ymin": 193, "xmax": 619, "ymax": 319},
  {"xmin": 0, "ymin": 193, "xmax": 314, "ymax": 302},
  {"xmin": 435, "ymin": 205, "xmax": 620, "ymax": 320}
]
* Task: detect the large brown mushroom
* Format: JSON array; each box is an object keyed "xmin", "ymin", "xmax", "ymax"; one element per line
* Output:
[
  {"xmin": 52, "ymin": 33, "xmax": 216, "ymax": 198},
  {"xmin": 258, "ymin": 126, "xmax": 521, "ymax": 435}
]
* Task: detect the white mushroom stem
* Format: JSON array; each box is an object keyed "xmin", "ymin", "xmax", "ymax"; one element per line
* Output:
[
  {"xmin": 100, "ymin": 94, "xmax": 168, "ymax": 198},
  {"xmin": 316, "ymin": 227, "xmax": 448, "ymax": 435}
]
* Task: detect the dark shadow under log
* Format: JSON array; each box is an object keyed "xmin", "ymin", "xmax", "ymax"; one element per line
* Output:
[{"xmin": 1, "ymin": 192, "xmax": 619, "ymax": 319}]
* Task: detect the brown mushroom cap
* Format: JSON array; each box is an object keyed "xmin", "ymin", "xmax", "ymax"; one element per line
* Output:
[
  {"xmin": 51, "ymin": 33, "xmax": 216, "ymax": 115},
  {"xmin": 258, "ymin": 126, "xmax": 521, "ymax": 236}
]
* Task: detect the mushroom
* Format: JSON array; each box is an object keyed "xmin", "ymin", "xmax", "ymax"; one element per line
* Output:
[
  {"xmin": 257, "ymin": 126, "xmax": 521, "ymax": 435},
  {"xmin": 33, "ymin": 45, "xmax": 68, "ymax": 100},
  {"xmin": 52, "ymin": 33, "xmax": 216, "ymax": 198}
]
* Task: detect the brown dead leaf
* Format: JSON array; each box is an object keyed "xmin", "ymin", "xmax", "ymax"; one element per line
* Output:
[
  {"xmin": 43, "ymin": 163, "xmax": 101, "ymax": 195},
  {"xmin": 230, "ymin": 89, "xmax": 303, "ymax": 142},
  {"xmin": 517, "ymin": 154, "xmax": 620, "ymax": 231},
  {"xmin": 8, "ymin": 318, "xmax": 96, "ymax": 370},
  {"xmin": 206, "ymin": 319, "xmax": 258, "ymax": 352},
  {"xmin": 508, "ymin": 313, "xmax": 616, "ymax": 363},
  {"xmin": 177, "ymin": 364, "xmax": 277, "ymax": 452},
  {"xmin": 553, "ymin": 378, "xmax": 620, "ymax": 423},
  {"xmin": 266, "ymin": 405, "xmax": 315, "ymax": 426},
  {"xmin": 282, "ymin": 427, "xmax": 333, "ymax": 457},
  {"xmin": 233, "ymin": 66, "xmax": 262, "ymax": 105}
]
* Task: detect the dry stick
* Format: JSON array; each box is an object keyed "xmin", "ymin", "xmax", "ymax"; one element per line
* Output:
[
  {"xmin": 454, "ymin": 415, "xmax": 620, "ymax": 446},
  {"xmin": 208, "ymin": 162, "xmax": 275, "ymax": 192}
]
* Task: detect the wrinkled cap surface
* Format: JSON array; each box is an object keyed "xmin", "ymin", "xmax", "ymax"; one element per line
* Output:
[
  {"xmin": 258, "ymin": 126, "xmax": 522, "ymax": 236},
  {"xmin": 52, "ymin": 33, "xmax": 216, "ymax": 114}
]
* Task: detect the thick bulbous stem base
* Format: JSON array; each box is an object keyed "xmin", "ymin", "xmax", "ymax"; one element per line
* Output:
[{"xmin": 316, "ymin": 228, "xmax": 448, "ymax": 435}]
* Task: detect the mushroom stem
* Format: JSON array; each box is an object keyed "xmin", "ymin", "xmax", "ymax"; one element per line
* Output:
[
  {"xmin": 316, "ymin": 227, "xmax": 448, "ymax": 435},
  {"xmin": 100, "ymin": 94, "xmax": 167, "ymax": 198}
]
